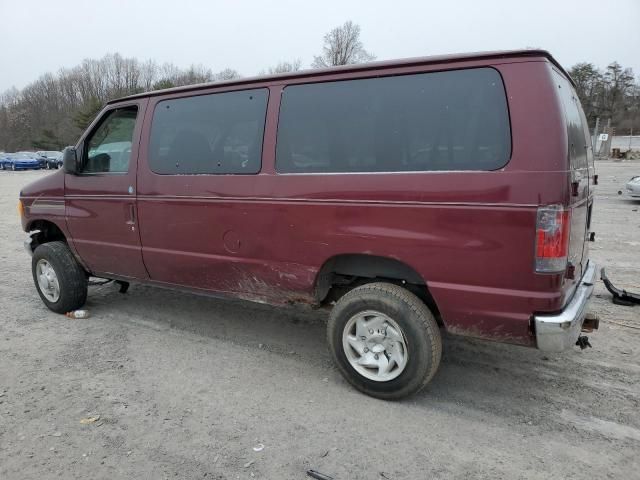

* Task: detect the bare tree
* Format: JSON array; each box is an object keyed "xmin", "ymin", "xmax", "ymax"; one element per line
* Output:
[
  {"xmin": 312, "ymin": 21, "xmax": 375, "ymax": 68},
  {"xmin": 178, "ymin": 64, "xmax": 214, "ymax": 85},
  {"xmin": 602, "ymin": 62, "xmax": 634, "ymax": 122},
  {"xmin": 569, "ymin": 63, "xmax": 604, "ymax": 125},
  {"xmin": 264, "ymin": 59, "xmax": 303, "ymax": 75},
  {"xmin": 215, "ymin": 68, "xmax": 242, "ymax": 81}
]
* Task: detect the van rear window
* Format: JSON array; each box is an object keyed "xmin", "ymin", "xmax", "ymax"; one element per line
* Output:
[
  {"xmin": 276, "ymin": 68, "xmax": 511, "ymax": 173},
  {"xmin": 149, "ymin": 89, "xmax": 268, "ymax": 175}
]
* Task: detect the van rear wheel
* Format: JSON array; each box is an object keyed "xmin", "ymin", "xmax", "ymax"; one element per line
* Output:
[
  {"xmin": 327, "ymin": 282, "xmax": 442, "ymax": 400},
  {"xmin": 32, "ymin": 241, "xmax": 88, "ymax": 314}
]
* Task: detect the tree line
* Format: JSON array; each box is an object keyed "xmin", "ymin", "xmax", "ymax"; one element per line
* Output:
[
  {"xmin": 0, "ymin": 20, "xmax": 374, "ymax": 152},
  {"xmin": 2, "ymin": 19, "xmax": 637, "ymax": 152},
  {"xmin": 0, "ymin": 57, "xmax": 243, "ymax": 152},
  {"xmin": 569, "ymin": 62, "xmax": 639, "ymax": 134}
]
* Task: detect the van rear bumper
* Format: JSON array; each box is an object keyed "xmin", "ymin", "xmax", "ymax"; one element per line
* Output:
[{"xmin": 534, "ymin": 261, "xmax": 597, "ymax": 352}]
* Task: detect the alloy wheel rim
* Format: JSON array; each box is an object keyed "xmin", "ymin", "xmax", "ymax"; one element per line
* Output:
[
  {"xmin": 342, "ymin": 310, "xmax": 408, "ymax": 382},
  {"xmin": 36, "ymin": 259, "xmax": 60, "ymax": 302}
]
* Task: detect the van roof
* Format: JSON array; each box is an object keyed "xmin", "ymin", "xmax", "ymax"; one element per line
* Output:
[{"xmin": 109, "ymin": 49, "xmax": 573, "ymax": 104}]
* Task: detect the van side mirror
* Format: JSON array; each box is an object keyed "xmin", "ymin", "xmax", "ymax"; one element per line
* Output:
[{"xmin": 63, "ymin": 147, "xmax": 79, "ymax": 174}]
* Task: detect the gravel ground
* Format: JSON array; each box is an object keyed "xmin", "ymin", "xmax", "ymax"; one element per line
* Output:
[{"xmin": 1, "ymin": 161, "xmax": 639, "ymax": 480}]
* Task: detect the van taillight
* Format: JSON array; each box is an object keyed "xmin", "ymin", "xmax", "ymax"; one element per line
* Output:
[{"xmin": 535, "ymin": 205, "xmax": 570, "ymax": 273}]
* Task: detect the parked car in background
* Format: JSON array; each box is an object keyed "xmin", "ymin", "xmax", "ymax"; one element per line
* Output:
[
  {"xmin": 1, "ymin": 152, "xmax": 42, "ymax": 170},
  {"xmin": 0, "ymin": 153, "xmax": 17, "ymax": 170},
  {"xmin": 36, "ymin": 151, "xmax": 63, "ymax": 169},
  {"xmin": 626, "ymin": 176, "xmax": 640, "ymax": 197},
  {"xmin": 54, "ymin": 152, "xmax": 64, "ymax": 169},
  {"xmin": 36, "ymin": 154, "xmax": 47, "ymax": 169}
]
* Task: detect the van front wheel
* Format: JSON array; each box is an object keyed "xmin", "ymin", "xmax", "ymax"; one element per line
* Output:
[
  {"xmin": 32, "ymin": 241, "xmax": 88, "ymax": 314},
  {"xmin": 327, "ymin": 282, "xmax": 442, "ymax": 400}
]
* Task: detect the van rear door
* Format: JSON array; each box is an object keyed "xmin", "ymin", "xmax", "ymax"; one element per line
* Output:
[{"xmin": 553, "ymin": 71, "xmax": 592, "ymax": 283}]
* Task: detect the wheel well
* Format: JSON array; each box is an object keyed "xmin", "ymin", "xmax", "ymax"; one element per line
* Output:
[
  {"xmin": 314, "ymin": 254, "xmax": 441, "ymax": 321},
  {"xmin": 27, "ymin": 220, "xmax": 67, "ymax": 252}
]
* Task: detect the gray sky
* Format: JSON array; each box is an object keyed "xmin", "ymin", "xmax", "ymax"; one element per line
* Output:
[{"xmin": 1, "ymin": 0, "xmax": 639, "ymax": 92}]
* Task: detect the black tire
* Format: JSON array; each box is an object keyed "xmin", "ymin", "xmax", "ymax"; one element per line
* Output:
[
  {"xmin": 327, "ymin": 282, "xmax": 442, "ymax": 400},
  {"xmin": 32, "ymin": 241, "xmax": 88, "ymax": 314}
]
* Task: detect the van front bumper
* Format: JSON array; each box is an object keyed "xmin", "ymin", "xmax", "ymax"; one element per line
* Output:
[{"xmin": 534, "ymin": 261, "xmax": 597, "ymax": 352}]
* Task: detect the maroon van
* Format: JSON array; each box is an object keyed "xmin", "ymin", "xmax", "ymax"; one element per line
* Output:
[{"xmin": 18, "ymin": 50, "xmax": 597, "ymax": 399}]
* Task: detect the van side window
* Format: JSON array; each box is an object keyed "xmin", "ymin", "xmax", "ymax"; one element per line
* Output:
[
  {"xmin": 83, "ymin": 106, "xmax": 138, "ymax": 174},
  {"xmin": 276, "ymin": 68, "xmax": 511, "ymax": 173},
  {"xmin": 148, "ymin": 89, "xmax": 268, "ymax": 175},
  {"xmin": 554, "ymin": 72, "xmax": 589, "ymax": 170}
]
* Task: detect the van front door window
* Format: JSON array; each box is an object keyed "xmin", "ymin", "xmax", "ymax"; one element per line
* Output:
[{"xmin": 83, "ymin": 107, "xmax": 138, "ymax": 174}]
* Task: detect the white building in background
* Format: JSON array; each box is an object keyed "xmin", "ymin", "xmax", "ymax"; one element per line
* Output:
[{"xmin": 593, "ymin": 135, "xmax": 640, "ymax": 156}]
